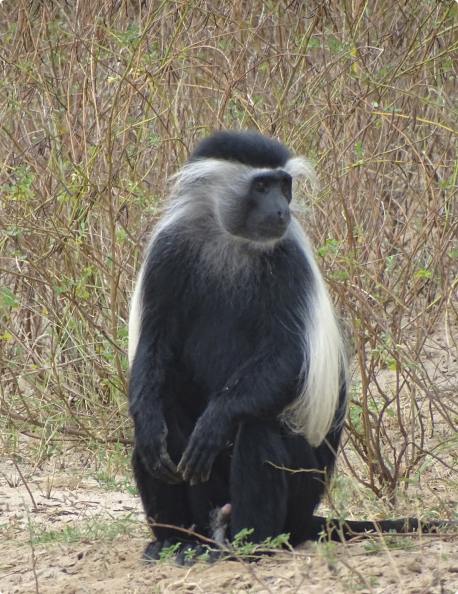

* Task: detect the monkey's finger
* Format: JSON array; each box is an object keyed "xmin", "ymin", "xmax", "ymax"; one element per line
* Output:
[
  {"xmin": 158, "ymin": 450, "xmax": 179, "ymax": 474},
  {"xmin": 192, "ymin": 451, "xmax": 214, "ymax": 484},
  {"xmin": 144, "ymin": 446, "xmax": 181, "ymax": 483},
  {"xmin": 186, "ymin": 449, "xmax": 213, "ymax": 484},
  {"xmin": 145, "ymin": 458, "xmax": 180, "ymax": 484},
  {"xmin": 198, "ymin": 454, "xmax": 216, "ymax": 484},
  {"xmin": 177, "ymin": 444, "xmax": 201, "ymax": 478},
  {"xmin": 190, "ymin": 470, "xmax": 211, "ymax": 487},
  {"xmin": 157, "ymin": 452, "xmax": 182, "ymax": 483},
  {"xmin": 189, "ymin": 465, "xmax": 211, "ymax": 486},
  {"xmin": 158, "ymin": 470, "xmax": 182, "ymax": 484},
  {"xmin": 178, "ymin": 459, "xmax": 198, "ymax": 482},
  {"xmin": 139, "ymin": 444, "xmax": 178, "ymax": 479},
  {"xmin": 178, "ymin": 447, "xmax": 206, "ymax": 482},
  {"xmin": 159, "ymin": 467, "xmax": 183, "ymax": 484},
  {"xmin": 200, "ymin": 464, "xmax": 213, "ymax": 484}
]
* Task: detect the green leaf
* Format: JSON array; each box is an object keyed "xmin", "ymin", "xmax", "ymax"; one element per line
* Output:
[
  {"xmin": 0, "ymin": 287, "xmax": 19, "ymax": 309},
  {"xmin": 415, "ymin": 268, "xmax": 432, "ymax": 280}
]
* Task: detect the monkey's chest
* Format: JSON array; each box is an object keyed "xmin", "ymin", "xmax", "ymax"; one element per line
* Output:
[{"xmin": 179, "ymin": 297, "xmax": 267, "ymax": 395}]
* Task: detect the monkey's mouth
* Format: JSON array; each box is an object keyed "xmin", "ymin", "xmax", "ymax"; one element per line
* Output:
[{"xmin": 251, "ymin": 220, "xmax": 290, "ymax": 242}]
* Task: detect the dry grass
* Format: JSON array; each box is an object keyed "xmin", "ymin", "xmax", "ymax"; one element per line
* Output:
[{"xmin": 0, "ymin": 0, "xmax": 457, "ymax": 519}]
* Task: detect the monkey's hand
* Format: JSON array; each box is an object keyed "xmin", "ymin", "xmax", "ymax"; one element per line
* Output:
[
  {"xmin": 177, "ymin": 412, "xmax": 230, "ymax": 486},
  {"xmin": 136, "ymin": 421, "xmax": 182, "ymax": 484}
]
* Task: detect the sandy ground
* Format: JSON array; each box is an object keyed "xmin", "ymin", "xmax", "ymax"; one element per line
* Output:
[
  {"xmin": 3, "ymin": 534, "xmax": 458, "ymax": 594},
  {"xmin": 1, "ymin": 462, "xmax": 457, "ymax": 594}
]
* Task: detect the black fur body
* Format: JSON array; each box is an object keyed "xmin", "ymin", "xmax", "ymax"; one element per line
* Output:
[
  {"xmin": 128, "ymin": 132, "xmax": 447, "ymax": 562},
  {"xmin": 130, "ymin": 222, "xmax": 345, "ymax": 547}
]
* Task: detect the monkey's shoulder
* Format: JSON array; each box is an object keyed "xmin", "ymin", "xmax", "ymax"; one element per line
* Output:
[{"xmin": 140, "ymin": 230, "xmax": 193, "ymax": 300}]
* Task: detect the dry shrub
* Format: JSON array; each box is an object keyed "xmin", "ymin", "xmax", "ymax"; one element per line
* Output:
[{"xmin": 0, "ymin": 1, "xmax": 456, "ymax": 505}]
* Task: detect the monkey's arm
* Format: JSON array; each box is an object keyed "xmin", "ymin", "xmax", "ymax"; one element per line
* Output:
[
  {"xmin": 178, "ymin": 341, "xmax": 303, "ymax": 484},
  {"xmin": 129, "ymin": 234, "xmax": 187, "ymax": 484},
  {"xmin": 129, "ymin": 329, "xmax": 182, "ymax": 484},
  {"xmin": 130, "ymin": 237, "xmax": 227, "ymax": 486}
]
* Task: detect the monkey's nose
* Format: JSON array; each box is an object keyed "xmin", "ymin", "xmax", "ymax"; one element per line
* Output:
[{"xmin": 277, "ymin": 209, "xmax": 291, "ymax": 224}]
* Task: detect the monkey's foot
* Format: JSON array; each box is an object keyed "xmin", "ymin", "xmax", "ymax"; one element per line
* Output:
[
  {"xmin": 143, "ymin": 539, "xmax": 213, "ymax": 565},
  {"xmin": 175, "ymin": 542, "xmax": 211, "ymax": 566},
  {"xmin": 143, "ymin": 539, "xmax": 171, "ymax": 562}
]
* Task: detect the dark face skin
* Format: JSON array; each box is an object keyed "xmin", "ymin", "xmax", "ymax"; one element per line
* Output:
[{"xmin": 223, "ymin": 170, "xmax": 292, "ymax": 242}]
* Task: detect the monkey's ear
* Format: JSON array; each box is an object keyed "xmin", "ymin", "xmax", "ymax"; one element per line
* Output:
[{"xmin": 284, "ymin": 157, "xmax": 319, "ymax": 192}]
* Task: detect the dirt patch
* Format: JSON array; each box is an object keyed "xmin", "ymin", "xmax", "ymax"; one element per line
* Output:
[
  {"xmin": 2, "ymin": 532, "xmax": 458, "ymax": 594},
  {"xmin": 1, "ymin": 466, "xmax": 457, "ymax": 594}
]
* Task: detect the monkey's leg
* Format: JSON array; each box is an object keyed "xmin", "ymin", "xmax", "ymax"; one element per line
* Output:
[
  {"xmin": 132, "ymin": 447, "xmax": 191, "ymax": 559},
  {"xmin": 188, "ymin": 448, "xmax": 231, "ymax": 537},
  {"xmin": 282, "ymin": 435, "xmax": 328, "ymax": 545},
  {"xmin": 229, "ymin": 420, "xmax": 289, "ymax": 543}
]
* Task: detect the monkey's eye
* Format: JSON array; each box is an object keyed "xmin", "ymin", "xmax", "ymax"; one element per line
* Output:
[
  {"xmin": 281, "ymin": 179, "xmax": 292, "ymax": 200},
  {"xmin": 254, "ymin": 179, "xmax": 268, "ymax": 192}
]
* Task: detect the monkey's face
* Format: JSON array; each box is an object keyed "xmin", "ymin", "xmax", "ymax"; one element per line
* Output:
[{"xmin": 220, "ymin": 170, "xmax": 292, "ymax": 243}]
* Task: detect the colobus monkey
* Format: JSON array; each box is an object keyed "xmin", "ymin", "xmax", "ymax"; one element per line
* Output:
[{"xmin": 128, "ymin": 131, "xmax": 445, "ymax": 564}]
